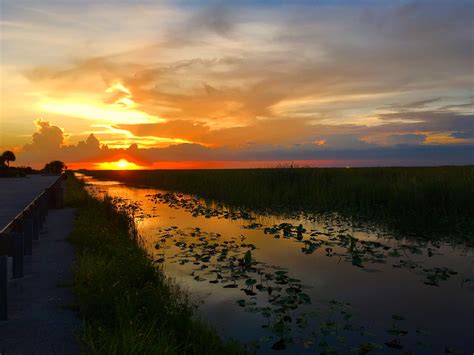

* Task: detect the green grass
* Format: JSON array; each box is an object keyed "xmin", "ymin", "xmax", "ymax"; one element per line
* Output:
[
  {"xmin": 83, "ymin": 166, "xmax": 474, "ymax": 239},
  {"xmin": 65, "ymin": 173, "xmax": 243, "ymax": 355}
]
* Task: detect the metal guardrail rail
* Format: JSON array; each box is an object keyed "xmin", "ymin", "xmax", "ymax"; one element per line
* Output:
[{"xmin": 0, "ymin": 173, "xmax": 66, "ymax": 320}]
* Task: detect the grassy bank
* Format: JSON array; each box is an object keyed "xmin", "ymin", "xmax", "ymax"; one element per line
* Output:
[
  {"xmin": 84, "ymin": 166, "xmax": 474, "ymax": 238},
  {"xmin": 65, "ymin": 173, "xmax": 242, "ymax": 354}
]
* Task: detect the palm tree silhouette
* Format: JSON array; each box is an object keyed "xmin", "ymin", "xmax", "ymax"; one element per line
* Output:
[{"xmin": 1, "ymin": 151, "xmax": 15, "ymax": 167}]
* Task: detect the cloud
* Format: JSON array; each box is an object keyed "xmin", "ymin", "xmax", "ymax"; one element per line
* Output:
[
  {"xmin": 19, "ymin": 120, "xmax": 106, "ymax": 166},
  {"xmin": 20, "ymin": 1, "xmax": 472, "ymax": 146},
  {"xmin": 23, "ymin": 119, "xmax": 65, "ymax": 152},
  {"xmin": 189, "ymin": 2, "xmax": 237, "ymax": 38},
  {"xmin": 452, "ymin": 131, "xmax": 474, "ymax": 139},
  {"xmin": 375, "ymin": 110, "xmax": 474, "ymax": 135},
  {"xmin": 3, "ymin": 0, "xmax": 473, "ymax": 167},
  {"xmin": 113, "ymin": 120, "xmax": 210, "ymax": 143},
  {"xmin": 15, "ymin": 119, "xmax": 474, "ymax": 168},
  {"xmin": 386, "ymin": 134, "xmax": 426, "ymax": 145},
  {"xmin": 386, "ymin": 98, "xmax": 444, "ymax": 110}
]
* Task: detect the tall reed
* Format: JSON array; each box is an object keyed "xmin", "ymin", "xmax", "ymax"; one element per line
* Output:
[{"xmin": 85, "ymin": 166, "xmax": 474, "ymax": 238}]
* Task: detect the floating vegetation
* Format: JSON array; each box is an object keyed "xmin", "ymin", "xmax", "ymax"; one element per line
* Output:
[
  {"xmin": 145, "ymin": 192, "xmax": 467, "ymax": 289},
  {"xmin": 80, "ymin": 174, "xmax": 474, "ymax": 354},
  {"xmin": 148, "ymin": 192, "xmax": 254, "ymax": 220},
  {"xmin": 258, "ymin": 222, "xmax": 463, "ymax": 288},
  {"xmin": 152, "ymin": 225, "xmax": 461, "ymax": 353}
]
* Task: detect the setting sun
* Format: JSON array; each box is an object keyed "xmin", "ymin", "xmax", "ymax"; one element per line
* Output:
[{"xmin": 96, "ymin": 159, "xmax": 144, "ymax": 170}]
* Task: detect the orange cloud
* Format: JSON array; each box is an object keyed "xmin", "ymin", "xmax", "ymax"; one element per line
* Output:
[
  {"xmin": 2, "ymin": 1, "xmax": 472, "ymax": 168},
  {"xmin": 28, "ymin": 119, "xmax": 65, "ymax": 151},
  {"xmin": 14, "ymin": 118, "xmax": 474, "ymax": 169}
]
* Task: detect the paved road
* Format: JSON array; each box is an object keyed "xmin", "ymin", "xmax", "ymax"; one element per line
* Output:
[
  {"xmin": 0, "ymin": 175, "xmax": 60, "ymax": 231},
  {"xmin": 0, "ymin": 175, "xmax": 80, "ymax": 354},
  {"xmin": 0, "ymin": 208, "xmax": 80, "ymax": 354}
]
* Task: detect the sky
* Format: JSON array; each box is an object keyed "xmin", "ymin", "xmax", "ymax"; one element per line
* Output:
[{"xmin": 0, "ymin": 0, "xmax": 473, "ymax": 169}]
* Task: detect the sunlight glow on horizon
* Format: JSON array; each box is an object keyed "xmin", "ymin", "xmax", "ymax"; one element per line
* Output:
[
  {"xmin": 67, "ymin": 159, "xmax": 356, "ymax": 171},
  {"xmin": 96, "ymin": 159, "xmax": 144, "ymax": 170}
]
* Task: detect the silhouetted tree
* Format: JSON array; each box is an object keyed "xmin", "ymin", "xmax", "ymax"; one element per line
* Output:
[
  {"xmin": 2, "ymin": 151, "xmax": 15, "ymax": 167},
  {"xmin": 43, "ymin": 160, "xmax": 65, "ymax": 174}
]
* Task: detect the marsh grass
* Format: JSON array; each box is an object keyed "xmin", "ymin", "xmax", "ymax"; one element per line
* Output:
[
  {"xmin": 65, "ymin": 173, "xmax": 243, "ymax": 354},
  {"xmin": 85, "ymin": 166, "xmax": 474, "ymax": 239}
]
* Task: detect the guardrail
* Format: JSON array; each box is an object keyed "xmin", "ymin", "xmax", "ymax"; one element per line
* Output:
[{"xmin": 0, "ymin": 173, "xmax": 66, "ymax": 320}]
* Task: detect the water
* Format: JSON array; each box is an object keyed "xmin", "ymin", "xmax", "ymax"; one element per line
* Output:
[{"xmin": 79, "ymin": 173, "xmax": 473, "ymax": 354}]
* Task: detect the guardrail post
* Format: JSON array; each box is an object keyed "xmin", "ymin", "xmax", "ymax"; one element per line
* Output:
[
  {"xmin": 0, "ymin": 255, "xmax": 7, "ymax": 320},
  {"xmin": 54, "ymin": 181, "xmax": 64, "ymax": 209},
  {"xmin": 32, "ymin": 208, "xmax": 40, "ymax": 240},
  {"xmin": 48, "ymin": 186, "xmax": 54, "ymax": 209},
  {"xmin": 12, "ymin": 232, "xmax": 24, "ymax": 279},
  {"xmin": 24, "ymin": 216, "xmax": 34, "ymax": 256},
  {"xmin": 39, "ymin": 195, "xmax": 47, "ymax": 227}
]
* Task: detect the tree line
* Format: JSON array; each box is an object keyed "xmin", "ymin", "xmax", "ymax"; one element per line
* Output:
[{"xmin": 1, "ymin": 150, "xmax": 66, "ymax": 176}]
